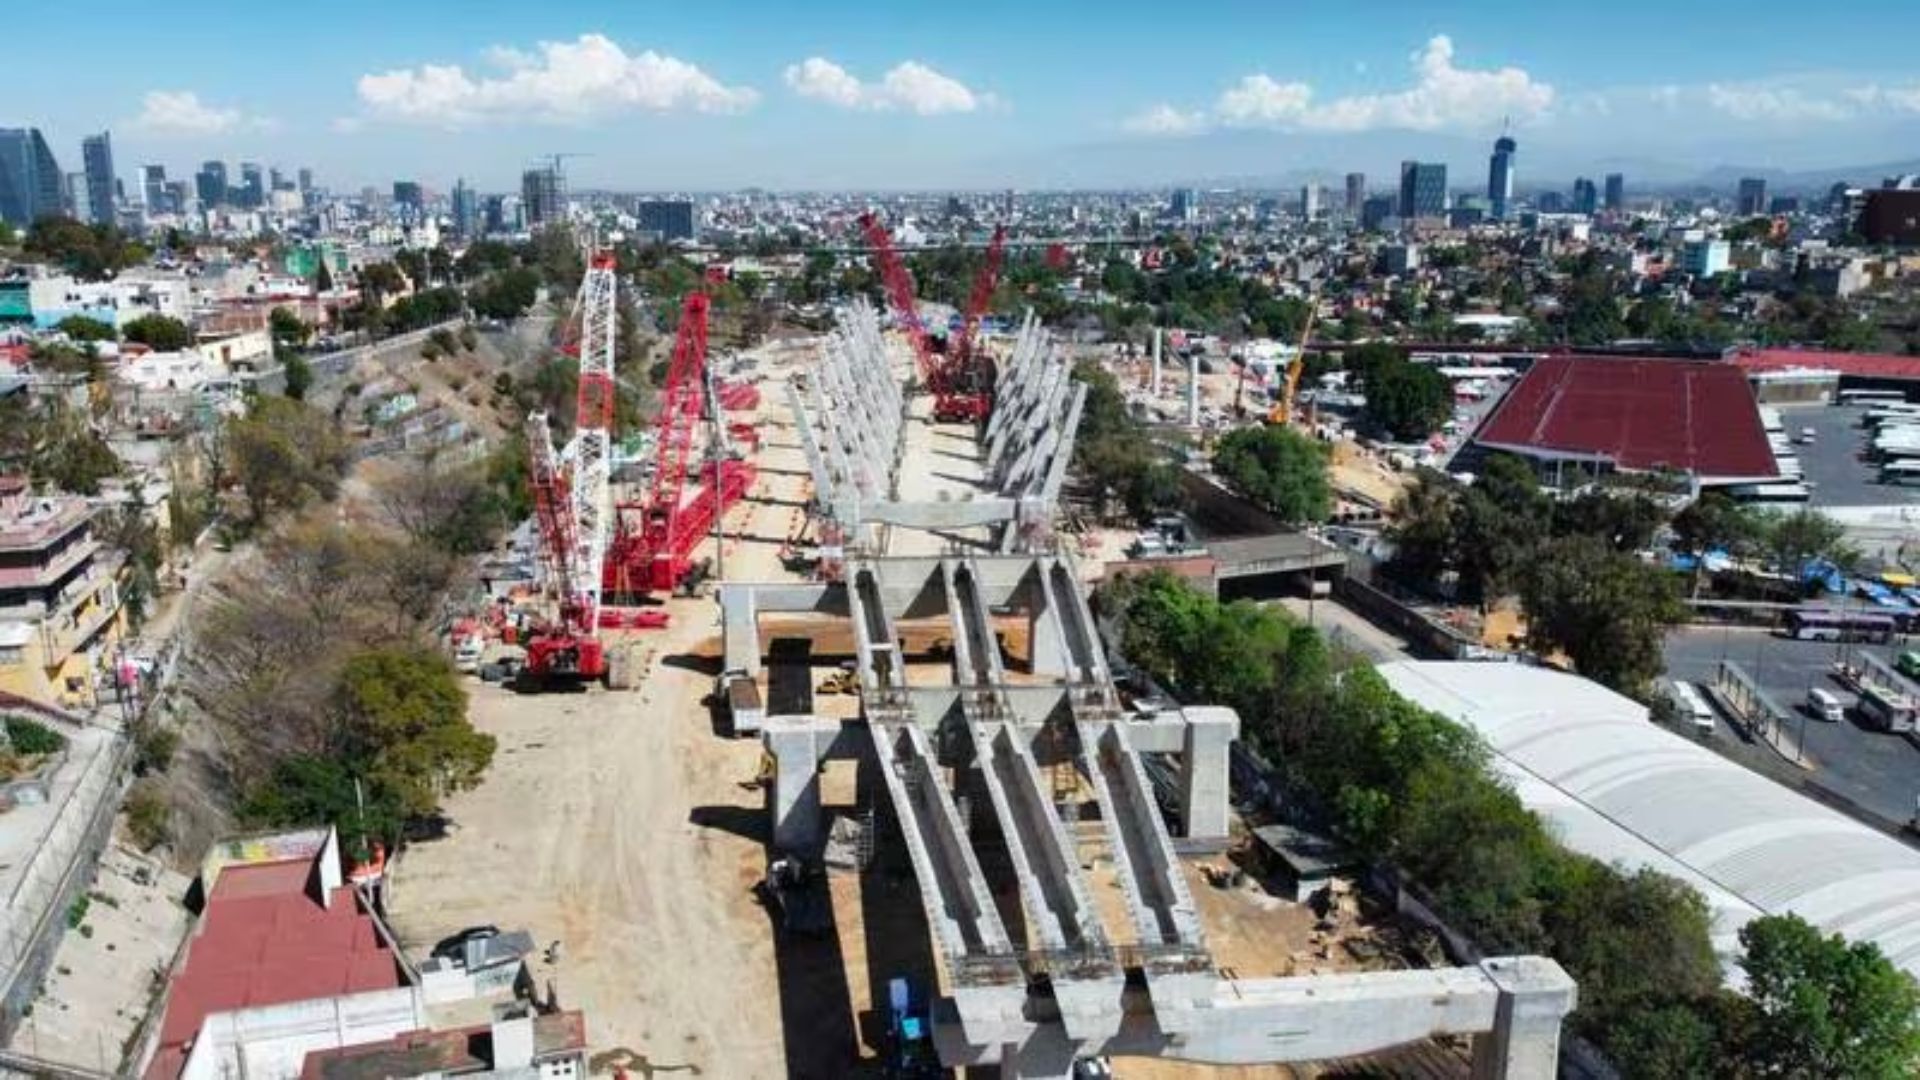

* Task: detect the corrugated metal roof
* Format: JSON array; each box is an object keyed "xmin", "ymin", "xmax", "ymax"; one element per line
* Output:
[{"xmin": 1377, "ymin": 661, "xmax": 1920, "ymax": 983}]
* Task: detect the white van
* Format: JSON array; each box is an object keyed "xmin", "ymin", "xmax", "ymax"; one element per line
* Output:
[
  {"xmin": 1666, "ymin": 680, "xmax": 1717, "ymax": 735},
  {"xmin": 453, "ymin": 636, "xmax": 485, "ymax": 674},
  {"xmin": 1807, "ymin": 687, "xmax": 1845, "ymax": 723}
]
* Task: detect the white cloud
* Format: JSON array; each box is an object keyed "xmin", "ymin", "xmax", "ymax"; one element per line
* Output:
[
  {"xmin": 1216, "ymin": 75, "xmax": 1313, "ymax": 125},
  {"xmin": 1295, "ymin": 35, "xmax": 1553, "ymax": 132},
  {"xmin": 783, "ymin": 57, "xmax": 986, "ymax": 115},
  {"xmin": 1706, "ymin": 83, "xmax": 1851, "ymax": 122},
  {"xmin": 1130, "ymin": 35, "xmax": 1553, "ymax": 137},
  {"xmin": 129, "ymin": 91, "xmax": 255, "ymax": 136},
  {"xmin": 355, "ymin": 33, "xmax": 758, "ymax": 126},
  {"xmin": 1123, "ymin": 104, "xmax": 1207, "ymax": 136},
  {"xmin": 1848, "ymin": 84, "xmax": 1920, "ymax": 112}
]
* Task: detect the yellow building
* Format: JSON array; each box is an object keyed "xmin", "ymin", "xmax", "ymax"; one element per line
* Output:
[{"xmin": 0, "ymin": 477, "xmax": 124, "ymax": 712}]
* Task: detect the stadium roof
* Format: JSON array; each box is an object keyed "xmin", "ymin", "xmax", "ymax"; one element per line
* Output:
[
  {"xmin": 1472, "ymin": 356, "xmax": 1777, "ymax": 481},
  {"xmin": 1377, "ymin": 661, "xmax": 1920, "ymax": 986}
]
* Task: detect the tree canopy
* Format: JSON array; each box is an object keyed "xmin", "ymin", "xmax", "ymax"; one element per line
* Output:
[
  {"xmin": 122, "ymin": 313, "xmax": 194, "ymax": 352},
  {"xmin": 224, "ymin": 395, "xmax": 348, "ymax": 527},
  {"xmin": 1210, "ymin": 425, "xmax": 1333, "ymax": 526}
]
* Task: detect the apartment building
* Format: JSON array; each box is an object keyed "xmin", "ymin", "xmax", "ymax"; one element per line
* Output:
[{"xmin": 0, "ymin": 477, "xmax": 122, "ymax": 710}]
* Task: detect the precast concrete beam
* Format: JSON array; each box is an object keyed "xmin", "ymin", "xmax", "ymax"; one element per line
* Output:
[
  {"xmin": 933, "ymin": 958, "xmax": 1575, "ymax": 1075},
  {"xmin": 966, "ymin": 719, "xmax": 1124, "ymax": 1041},
  {"xmin": 848, "ymin": 563, "xmax": 904, "ymax": 691},
  {"xmin": 1075, "ymin": 719, "xmax": 1209, "ymax": 1032},
  {"xmin": 950, "ymin": 560, "xmax": 1009, "ymax": 685}
]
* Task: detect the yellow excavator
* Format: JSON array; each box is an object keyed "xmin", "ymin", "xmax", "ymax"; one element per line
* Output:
[{"xmin": 1268, "ymin": 299, "xmax": 1319, "ymax": 427}]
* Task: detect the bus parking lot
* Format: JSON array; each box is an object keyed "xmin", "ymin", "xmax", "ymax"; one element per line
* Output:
[
  {"xmin": 1664, "ymin": 624, "xmax": 1920, "ymax": 827},
  {"xmin": 1787, "ymin": 401, "xmax": 1920, "ymax": 508}
]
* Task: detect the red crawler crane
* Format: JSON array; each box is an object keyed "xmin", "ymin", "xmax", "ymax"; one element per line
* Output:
[
  {"xmin": 856, "ymin": 211, "xmax": 1005, "ymax": 423},
  {"xmin": 603, "ymin": 290, "xmax": 757, "ymax": 600}
]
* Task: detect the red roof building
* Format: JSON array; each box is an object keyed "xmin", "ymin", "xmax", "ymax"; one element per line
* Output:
[
  {"xmin": 144, "ymin": 835, "xmax": 404, "ymax": 1079},
  {"xmin": 1473, "ymin": 356, "xmax": 1778, "ymax": 482},
  {"xmin": 1734, "ymin": 346, "xmax": 1920, "ymax": 383}
]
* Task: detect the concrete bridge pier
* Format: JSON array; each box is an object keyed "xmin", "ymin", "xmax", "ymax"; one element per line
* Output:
[
  {"xmin": 1471, "ymin": 957, "xmax": 1578, "ymax": 1080},
  {"xmin": 762, "ymin": 715, "xmax": 844, "ymax": 855}
]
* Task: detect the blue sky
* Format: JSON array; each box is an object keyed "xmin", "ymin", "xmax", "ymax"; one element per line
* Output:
[{"xmin": 7, "ymin": 0, "xmax": 1920, "ymax": 191}]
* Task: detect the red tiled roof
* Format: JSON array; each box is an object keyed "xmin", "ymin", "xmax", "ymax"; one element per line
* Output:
[
  {"xmin": 1474, "ymin": 356, "xmax": 1777, "ymax": 480},
  {"xmin": 1734, "ymin": 347, "xmax": 1920, "ymax": 381},
  {"xmin": 145, "ymin": 859, "xmax": 404, "ymax": 1080}
]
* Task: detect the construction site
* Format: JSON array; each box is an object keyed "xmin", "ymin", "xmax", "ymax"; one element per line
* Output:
[{"xmin": 383, "ymin": 221, "xmax": 1577, "ymax": 1079}]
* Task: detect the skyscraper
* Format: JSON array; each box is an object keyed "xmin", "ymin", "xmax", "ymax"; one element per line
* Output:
[
  {"xmin": 521, "ymin": 165, "xmax": 564, "ymax": 228},
  {"xmin": 1737, "ymin": 177, "xmax": 1768, "ymax": 216},
  {"xmin": 1604, "ymin": 173, "xmax": 1626, "ymax": 213},
  {"xmin": 1300, "ymin": 182, "xmax": 1321, "ymax": 221},
  {"xmin": 638, "ymin": 199, "xmax": 696, "ymax": 241},
  {"xmin": 1399, "ymin": 161, "xmax": 1447, "ymax": 220},
  {"xmin": 450, "ymin": 179, "xmax": 477, "ymax": 240},
  {"xmin": 196, "ymin": 160, "xmax": 227, "ymax": 207},
  {"xmin": 1345, "ymin": 172, "xmax": 1366, "ymax": 215},
  {"xmin": 1170, "ymin": 187, "xmax": 1199, "ymax": 222},
  {"xmin": 1360, "ymin": 195, "xmax": 1397, "ymax": 231},
  {"xmin": 141, "ymin": 165, "xmax": 167, "ymax": 213},
  {"xmin": 239, "ymin": 162, "xmax": 264, "ymax": 208},
  {"xmin": 483, "ymin": 195, "xmax": 507, "ymax": 235},
  {"xmin": 80, "ymin": 132, "xmax": 114, "ymax": 226},
  {"xmin": 1487, "ymin": 135, "xmax": 1516, "ymax": 220},
  {"xmin": 297, "ymin": 167, "xmax": 313, "ymax": 193},
  {"xmin": 1572, "ymin": 178, "xmax": 1598, "ymax": 215},
  {"xmin": 0, "ymin": 128, "xmax": 65, "ymax": 227}
]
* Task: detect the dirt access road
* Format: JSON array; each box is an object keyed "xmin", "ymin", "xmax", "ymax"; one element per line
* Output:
[{"xmin": 386, "ymin": 625, "xmax": 780, "ymax": 1076}]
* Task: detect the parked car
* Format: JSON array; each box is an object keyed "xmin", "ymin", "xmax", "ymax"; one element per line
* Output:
[{"xmin": 431, "ymin": 925, "xmax": 500, "ymax": 963}]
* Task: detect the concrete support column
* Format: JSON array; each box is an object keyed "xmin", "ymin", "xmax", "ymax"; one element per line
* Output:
[
  {"xmin": 1187, "ymin": 351, "xmax": 1200, "ymax": 426},
  {"xmin": 1470, "ymin": 957, "xmax": 1578, "ymax": 1080},
  {"xmin": 1025, "ymin": 575, "xmax": 1072, "ymax": 679},
  {"xmin": 1178, "ymin": 707, "xmax": 1240, "ymax": 841},
  {"xmin": 764, "ymin": 716, "xmax": 837, "ymax": 855},
  {"xmin": 1151, "ymin": 326, "xmax": 1163, "ymax": 398}
]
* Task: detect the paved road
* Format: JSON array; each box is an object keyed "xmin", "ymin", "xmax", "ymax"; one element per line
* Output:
[{"xmin": 1665, "ymin": 625, "xmax": 1920, "ymax": 824}]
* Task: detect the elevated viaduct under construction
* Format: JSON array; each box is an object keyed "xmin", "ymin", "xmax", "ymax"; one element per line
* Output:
[{"xmin": 716, "ymin": 288, "xmax": 1576, "ymax": 1078}]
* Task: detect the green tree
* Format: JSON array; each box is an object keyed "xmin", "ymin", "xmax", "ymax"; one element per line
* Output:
[
  {"xmin": 1210, "ymin": 426, "xmax": 1332, "ymax": 526},
  {"xmin": 1384, "ymin": 469, "xmax": 1460, "ymax": 585},
  {"xmin": 1455, "ymin": 454, "xmax": 1548, "ymax": 604},
  {"xmin": 225, "ymin": 396, "xmax": 347, "ymax": 526},
  {"xmin": 122, "ymin": 314, "xmax": 194, "ymax": 352},
  {"xmin": 1737, "ymin": 913, "xmax": 1920, "ymax": 1079},
  {"xmin": 242, "ymin": 753, "xmax": 402, "ymax": 853},
  {"xmin": 1350, "ymin": 345, "xmax": 1451, "ymax": 440},
  {"xmin": 1672, "ymin": 492, "xmax": 1763, "ymax": 557},
  {"xmin": 1552, "ymin": 491, "xmax": 1667, "ymax": 552},
  {"xmin": 268, "ymin": 306, "xmax": 312, "ymax": 349},
  {"xmin": 1520, "ymin": 535, "xmax": 1685, "ymax": 694},
  {"xmin": 1763, "ymin": 507, "xmax": 1855, "ymax": 575},
  {"xmin": 282, "ymin": 354, "xmax": 312, "ymax": 401},
  {"xmin": 334, "ymin": 647, "xmax": 495, "ymax": 819},
  {"xmin": 54, "ymin": 315, "xmax": 115, "ymax": 343}
]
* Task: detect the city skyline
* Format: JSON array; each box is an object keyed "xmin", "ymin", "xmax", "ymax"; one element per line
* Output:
[{"xmin": 5, "ymin": 0, "xmax": 1920, "ymax": 190}]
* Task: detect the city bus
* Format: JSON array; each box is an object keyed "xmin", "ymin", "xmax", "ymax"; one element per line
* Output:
[
  {"xmin": 1840, "ymin": 389, "xmax": 1908, "ymax": 407},
  {"xmin": 1783, "ymin": 607, "xmax": 1897, "ymax": 644},
  {"xmin": 1726, "ymin": 482, "xmax": 1811, "ymax": 506}
]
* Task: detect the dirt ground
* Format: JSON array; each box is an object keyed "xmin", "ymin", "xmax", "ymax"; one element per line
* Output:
[{"xmin": 386, "ymin": 342, "xmax": 802, "ymax": 1077}]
